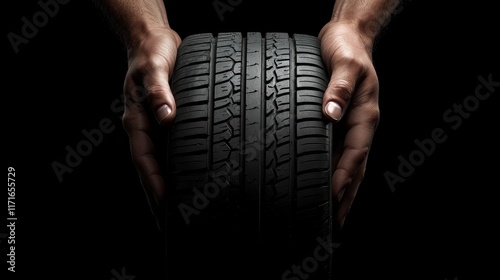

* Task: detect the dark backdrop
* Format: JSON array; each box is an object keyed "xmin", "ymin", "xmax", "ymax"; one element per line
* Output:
[{"xmin": 4, "ymin": 1, "xmax": 498, "ymax": 279}]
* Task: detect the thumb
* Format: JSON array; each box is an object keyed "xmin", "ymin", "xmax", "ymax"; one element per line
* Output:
[
  {"xmin": 322, "ymin": 65, "xmax": 359, "ymax": 122},
  {"xmin": 143, "ymin": 71, "xmax": 177, "ymax": 126}
]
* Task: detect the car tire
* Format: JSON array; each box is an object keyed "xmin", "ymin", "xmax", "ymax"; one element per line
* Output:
[{"xmin": 165, "ymin": 32, "xmax": 333, "ymax": 279}]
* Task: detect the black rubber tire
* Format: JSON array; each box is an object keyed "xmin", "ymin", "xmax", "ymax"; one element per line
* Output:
[{"xmin": 165, "ymin": 32, "xmax": 332, "ymax": 279}]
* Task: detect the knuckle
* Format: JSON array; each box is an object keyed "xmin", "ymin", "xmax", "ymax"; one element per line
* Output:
[
  {"xmin": 145, "ymin": 86, "xmax": 169, "ymax": 108},
  {"xmin": 335, "ymin": 53, "xmax": 373, "ymax": 80},
  {"xmin": 368, "ymin": 106, "xmax": 381, "ymax": 128},
  {"xmin": 121, "ymin": 110, "xmax": 134, "ymax": 131},
  {"xmin": 337, "ymin": 53, "xmax": 365, "ymax": 70},
  {"xmin": 365, "ymin": 105, "xmax": 380, "ymax": 124},
  {"xmin": 146, "ymin": 85, "xmax": 167, "ymax": 97},
  {"xmin": 331, "ymin": 81, "xmax": 354, "ymax": 99},
  {"xmin": 131, "ymin": 54, "xmax": 169, "ymax": 78},
  {"xmin": 346, "ymin": 145, "xmax": 370, "ymax": 163}
]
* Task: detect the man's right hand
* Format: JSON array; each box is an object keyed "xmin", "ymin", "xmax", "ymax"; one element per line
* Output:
[{"xmin": 122, "ymin": 27, "xmax": 181, "ymax": 215}]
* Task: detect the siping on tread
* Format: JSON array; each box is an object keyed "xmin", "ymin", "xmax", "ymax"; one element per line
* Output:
[{"xmin": 166, "ymin": 32, "xmax": 332, "ymax": 280}]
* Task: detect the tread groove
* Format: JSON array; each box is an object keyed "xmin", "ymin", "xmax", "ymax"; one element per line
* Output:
[{"xmin": 166, "ymin": 32, "xmax": 332, "ymax": 279}]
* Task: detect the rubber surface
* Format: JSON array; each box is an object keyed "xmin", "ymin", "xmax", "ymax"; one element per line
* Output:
[{"xmin": 165, "ymin": 32, "xmax": 332, "ymax": 279}]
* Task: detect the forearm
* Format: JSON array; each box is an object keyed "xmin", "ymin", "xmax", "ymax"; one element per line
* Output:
[
  {"xmin": 94, "ymin": 0, "xmax": 170, "ymax": 50},
  {"xmin": 330, "ymin": 0, "xmax": 401, "ymax": 48}
]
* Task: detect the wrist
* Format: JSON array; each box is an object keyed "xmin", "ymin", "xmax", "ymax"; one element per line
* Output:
[
  {"xmin": 319, "ymin": 21, "xmax": 375, "ymax": 54},
  {"xmin": 328, "ymin": 0, "xmax": 401, "ymax": 50},
  {"xmin": 126, "ymin": 21, "xmax": 170, "ymax": 52}
]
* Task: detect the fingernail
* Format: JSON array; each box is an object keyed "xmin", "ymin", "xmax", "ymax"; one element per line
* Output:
[
  {"xmin": 156, "ymin": 104, "xmax": 172, "ymax": 123},
  {"xmin": 325, "ymin": 101, "xmax": 342, "ymax": 121}
]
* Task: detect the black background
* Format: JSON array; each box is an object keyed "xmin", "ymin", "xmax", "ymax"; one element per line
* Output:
[{"xmin": 3, "ymin": 1, "xmax": 499, "ymax": 279}]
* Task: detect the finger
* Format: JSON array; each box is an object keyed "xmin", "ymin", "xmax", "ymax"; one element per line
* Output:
[
  {"xmin": 331, "ymin": 105, "xmax": 378, "ymax": 203},
  {"xmin": 122, "ymin": 101, "xmax": 166, "ymax": 206},
  {"xmin": 322, "ymin": 60, "xmax": 362, "ymax": 122},
  {"xmin": 137, "ymin": 65, "xmax": 177, "ymax": 126},
  {"xmin": 335, "ymin": 158, "xmax": 368, "ymax": 229}
]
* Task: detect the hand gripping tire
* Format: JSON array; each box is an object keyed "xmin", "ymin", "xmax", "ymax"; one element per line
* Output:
[{"xmin": 165, "ymin": 32, "xmax": 333, "ymax": 280}]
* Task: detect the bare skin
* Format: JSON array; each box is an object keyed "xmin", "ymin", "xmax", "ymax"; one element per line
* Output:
[
  {"xmin": 320, "ymin": 0, "xmax": 401, "ymax": 228},
  {"xmin": 96, "ymin": 0, "xmax": 400, "ymax": 230}
]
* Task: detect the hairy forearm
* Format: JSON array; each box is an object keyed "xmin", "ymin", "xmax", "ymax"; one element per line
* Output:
[
  {"xmin": 94, "ymin": 0, "xmax": 170, "ymax": 49},
  {"xmin": 330, "ymin": 0, "xmax": 401, "ymax": 46}
]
